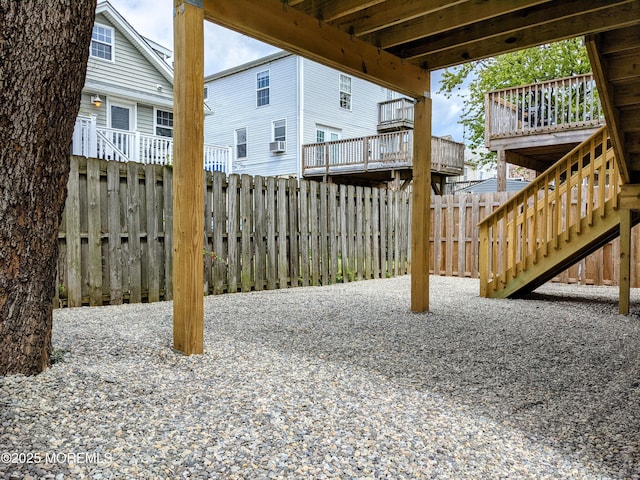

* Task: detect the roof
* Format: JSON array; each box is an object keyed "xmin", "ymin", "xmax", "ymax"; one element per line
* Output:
[
  {"xmin": 457, "ymin": 178, "xmax": 530, "ymax": 194},
  {"xmin": 204, "ymin": 51, "xmax": 292, "ymax": 82},
  {"xmin": 96, "ymin": 1, "xmax": 173, "ymax": 84}
]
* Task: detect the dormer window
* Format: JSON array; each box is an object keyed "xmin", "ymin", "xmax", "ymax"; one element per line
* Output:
[{"xmin": 91, "ymin": 23, "xmax": 114, "ymax": 61}]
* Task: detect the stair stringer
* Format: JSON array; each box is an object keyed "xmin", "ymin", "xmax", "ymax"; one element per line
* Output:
[{"xmin": 490, "ymin": 201, "xmax": 639, "ymax": 298}]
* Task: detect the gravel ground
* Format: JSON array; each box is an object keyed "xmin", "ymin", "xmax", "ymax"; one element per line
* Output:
[{"xmin": 1, "ymin": 275, "xmax": 640, "ymax": 479}]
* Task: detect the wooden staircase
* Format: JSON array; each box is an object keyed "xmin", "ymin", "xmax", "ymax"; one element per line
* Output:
[{"xmin": 479, "ymin": 126, "xmax": 631, "ymax": 298}]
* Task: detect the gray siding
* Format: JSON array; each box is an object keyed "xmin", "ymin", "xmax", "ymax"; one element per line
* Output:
[
  {"xmin": 138, "ymin": 105, "xmax": 154, "ymax": 135},
  {"xmin": 81, "ymin": 12, "xmax": 173, "ymax": 133},
  {"xmin": 86, "ymin": 14, "xmax": 172, "ymax": 99}
]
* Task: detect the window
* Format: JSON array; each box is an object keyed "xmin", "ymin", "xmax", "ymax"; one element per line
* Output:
[
  {"xmin": 256, "ymin": 70, "xmax": 270, "ymax": 107},
  {"xmin": 235, "ymin": 128, "xmax": 247, "ymax": 159},
  {"xmin": 339, "ymin": 74, "xmax": 352, "ymax": 110},
  {"xmin": 273, "ymin": 119, "xmax": 286, "ymax": 142},
  {"xmin": 204, "ymin": 86, "xmax": 209, "ymax": 101},
  {"xmin": 91, "ymin": 23, "xmax": 114, "ymax": 61},
  {"xmin": 155, "ymin": 109, "xmax": 173, "ymax": 137}
]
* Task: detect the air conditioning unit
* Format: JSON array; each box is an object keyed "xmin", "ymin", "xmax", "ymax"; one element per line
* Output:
[{"xmin": 269, "ymin": 141, "xmax": 286, "ymax": 153}]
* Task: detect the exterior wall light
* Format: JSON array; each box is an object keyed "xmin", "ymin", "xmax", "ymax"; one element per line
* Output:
[{"xmin": 91, "ymin": 95, "xmax": 103, "ymax": 108}]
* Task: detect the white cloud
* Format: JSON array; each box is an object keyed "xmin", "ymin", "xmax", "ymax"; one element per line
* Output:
[{"xmin": 104, "ymin": 0, "xmax": 277, "ymax": 74}]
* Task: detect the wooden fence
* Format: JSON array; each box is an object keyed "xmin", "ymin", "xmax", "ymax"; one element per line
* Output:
[
  {"xmin": 56, "ymin": 156, "xmax": 411, "ymax": 307},
  {"xmin": 56, "ymin": 157, "xmax": 639, "ymax": 307}
]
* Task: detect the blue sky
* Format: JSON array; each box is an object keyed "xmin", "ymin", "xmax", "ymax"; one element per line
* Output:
[{"xmin": 106, "ymin": 0, "xmax": 467, "ymax": 142}]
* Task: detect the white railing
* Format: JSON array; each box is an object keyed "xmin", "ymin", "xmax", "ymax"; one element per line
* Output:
[
  {"xmin": 302, "ymin": 131, "xmax": 464, "ymax": 176},
  {"xmin": 71, "ymin": 115, "xmax": 232, "ymax": 174},
  {"xmin": 485, "ymin": 73, "xmax": 605, "ymax": 141}
]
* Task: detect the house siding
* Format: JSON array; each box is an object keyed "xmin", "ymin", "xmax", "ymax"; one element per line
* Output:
[
  {"xmin": 205, "ymin": 54, "xmax": 299, "ymax": 177},
  {"xmin": 81, "ymin": 11, "xmax": 173, "ymax": 133},
  {"xmin": 204, "ymin": 53, "xmax": 398, "ymax": 178},
  {"xmin": 301, "ymin": 59, "xmax": 389, "ymax": 145},
  {"xmin": 87, "ymin": 13, "xmax": 172, "ymax": 99}
]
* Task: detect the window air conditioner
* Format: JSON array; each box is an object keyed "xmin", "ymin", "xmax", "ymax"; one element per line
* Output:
[{"xmin": 269, "ymin": 141, "xmax": 286, "ymax": 153}]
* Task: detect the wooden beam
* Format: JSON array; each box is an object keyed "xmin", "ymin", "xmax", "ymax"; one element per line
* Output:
[
  {"xmin": 294, "ymin": 0, "xmax": 385, "ymax": 22},
  {"xmin": 173, "ymin": 0, "xmax": 205, "ymax": 355},
  {"xmin": 497, "ymin": 150, "xmax": 507, "ymax": 192},
  {"xmin": 364, "ymin": 0, "xmax": 551, "ymax": 49},
  {"xmin": 417, "ymin": 1, "xmax": 640, "ymax": 70},
  {"xmin": 585, "ymin": 34, "xmax": 631, "ymax": 184},
  {"xmin": 203, "ymin": 0, "xmax": 429, "ymax": 98},
  {"xmin": 391, "ymin": 0, "xmax": 624, "ymax": 60},
  {"xmin": 411, "ymin": 84, "xmax": 431, "ymax": 313},
  {"xmin": 331, "ymin": 0, "xmax": 465, "ymax": 36},
  {"xmin": 619, "ymin": 208, "xmax": 631, "ymax": 314}
]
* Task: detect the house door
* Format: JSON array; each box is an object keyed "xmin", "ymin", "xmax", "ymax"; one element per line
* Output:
[{"xmin": 107, "ymin": 101, "xmax": 135, "ymax": 161}]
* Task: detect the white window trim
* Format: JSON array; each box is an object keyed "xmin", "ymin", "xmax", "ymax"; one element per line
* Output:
[
  {"xmin": 256, "ymin": 69, "xmax": 270, "ymax": 108},
  {"xmin": 235, "ymin": 127, "xmax": 248, "ymax": 160},
  {"xmin": 90, "ymin": 22, "xmax": 115, "ymax": 63},
  {"xmin": 153, "ymin": 107, "xmax": 173, "ymax": 137},
  {"xmin": 272, "ymin": 118, "xmax": 287, "ymax": 142},
  {"xmin": 339, "ymin": 73, "xmax": 352, "ymax": 111}
]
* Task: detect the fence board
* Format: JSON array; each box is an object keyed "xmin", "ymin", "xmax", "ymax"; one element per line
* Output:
[
  {"xmin": 241, "ymin": 174, "xmax": 253, "ymax": 292},
  {"xmin": 299, "ymin": 179, "xmax": 310, "ymax": 287},
  {"xmin": 126, "ymin": 163, "xmax": 142, "ymax": 303},
  {"xmin": 254, "ymin": 175, "xmax": 266, "ymax": 291},
  {"xmin": 87, "ymin": 158, "xmax": 103, "ymax": 306}
]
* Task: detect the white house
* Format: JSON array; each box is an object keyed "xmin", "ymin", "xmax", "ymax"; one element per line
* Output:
[
  {"xmin": 73, "ymin": 1, "xmax": 230, "ymax": 172},
  {"xmin": 204, "ymin": 52, "xmax": 403, "ymax": 178}
]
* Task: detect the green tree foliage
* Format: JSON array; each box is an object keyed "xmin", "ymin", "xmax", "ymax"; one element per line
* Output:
[{"xmin": 438, "ymin": 38, "xmax": 591, "ymax": 167}]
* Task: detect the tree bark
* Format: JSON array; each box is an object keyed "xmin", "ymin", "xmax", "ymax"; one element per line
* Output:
[{"xmin": 0, "ymin": 1, "xmax": 96, "ymax": 375}]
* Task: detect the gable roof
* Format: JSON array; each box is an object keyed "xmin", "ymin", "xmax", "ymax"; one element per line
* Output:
[
  {"xmin": 96, "ymin": 1, "xmax": 173, "ymax": 84},
  {"xmin": 204, "ymin": 51, "xmax": 292, "ymax": 83}
]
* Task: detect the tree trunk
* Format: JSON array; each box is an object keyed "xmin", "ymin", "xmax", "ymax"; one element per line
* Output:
[{"xmin": 0, "ymin": 1, "xmax": 96, "ymax": 375}]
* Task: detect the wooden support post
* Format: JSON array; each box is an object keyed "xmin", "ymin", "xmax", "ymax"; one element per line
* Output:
[
  {"xmin": 173, "ymin": 0, "xmax": 205, "ymax": 354},
  {"xmin": 411, "ymin": 83, "xmax": 431, "ymax": 313},
  {"xmin": 619, "ymin": 208, "xmax": 632, "ymax": 315},
  {"xmin": 497, "ymin": 149, "xmax": 507, "ymax": 192}
]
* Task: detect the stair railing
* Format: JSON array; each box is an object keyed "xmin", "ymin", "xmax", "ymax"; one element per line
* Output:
[{"xmin": 479, "ymin": 126, "xmax": 620, "ymax": 297}]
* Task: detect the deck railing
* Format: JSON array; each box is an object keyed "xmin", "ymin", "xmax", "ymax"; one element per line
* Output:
[
  {"xmin": 377, "ymin": 98, "xmax": 415, "ymax": 131},
  {"xmin": 71, "ymin": 115, "xmax": 232, "ymax": 173},
  {"xmin": 485, "ymin": 73, "xmax": 604, "ymax": 141},
  {"xmin": 302, "ymin": 131, "xmax": 464, "ymax": 176},
  {"xmin": 479, "ymin": 126, "xmax": 619, "ymax": 297}
]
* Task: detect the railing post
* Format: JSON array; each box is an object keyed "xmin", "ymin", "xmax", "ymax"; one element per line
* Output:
[
  {"xmin": 88, "ymin": 116, "xmax": 97, "ymax": 158},
  {"xmin": 133, "ymin": 131, "xmax": 141, "ymax": 163},
  {"xmin": 227, "ymin": 146, "xmax": 233, "ymax": 175},
  {"xmin": 479, "ymin": 222, "xmax": 489, "ymax": 297}
]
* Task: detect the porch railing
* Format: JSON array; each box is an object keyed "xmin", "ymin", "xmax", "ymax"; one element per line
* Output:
[
  {"xmin": 71, "ymin": 115, "xmax": 232, "ymax": 173},
  {"xmin": 302, "ymin": 131, "xmax": 464, "ymax": 176},
  {"xmin": 485, "ymin": 73, "xmax": 605, "ymax": 141},
  {"xmin": 377, "ymin": 97, "xmax": 415, "ymax": 131}
]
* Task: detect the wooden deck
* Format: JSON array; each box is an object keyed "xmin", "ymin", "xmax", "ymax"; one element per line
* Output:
[
  {"xmin": 485, "ymin": 74, "xmax": 605, "ymax": 171},
  {"xmin": 302, "ymin": 131, "xmax": 464, "ymax": 180},
  {"xmin": 377, "ymin": 98, "xmax": 415, "ymax": 132}
]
